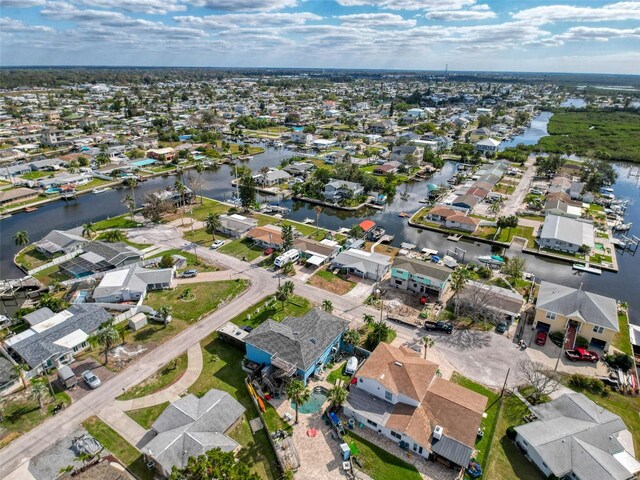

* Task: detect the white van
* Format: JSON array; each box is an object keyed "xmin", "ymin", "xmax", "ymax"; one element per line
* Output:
[{"xmin": 274, "ymin": 249, "xmax": 299, "ymax": 268}]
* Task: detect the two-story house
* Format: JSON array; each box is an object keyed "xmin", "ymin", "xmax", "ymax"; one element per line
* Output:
[
  {"xmin": 343, "ymin": 344, "xmax": 487, "ymax": 469},
  {"xmin": 290, "ymin": 131, "xmax": 312, "ymax": 145},
  {"xmin": 323, "ymin": 180, "xmax": 364, "ymax": 202},
  {"xmin": 390, "ymin": 145, "xmax": 424, "ymax": 165},
  {"xmin": 537, "ymin": 214, "xmax": 595, "ymax": 253},
  {"xmin": 533, "ymin": 281, "xmax": 619, "ymax": 351},
  {"xmin": 390, "ymin": 257, "xmax": 451, "ymax": 300},
  {"xmin": 474, "ymin": 138, "xmax": 501, "ymax": 155}
]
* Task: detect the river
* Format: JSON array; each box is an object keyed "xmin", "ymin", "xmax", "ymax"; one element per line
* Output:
[
  {"xmin": 499, "ymin": 111, "xmax": 552, "ymax": 150},
  {"xmin": 1, "ymin": 145, "xmax": 638, "ymax": 326}
]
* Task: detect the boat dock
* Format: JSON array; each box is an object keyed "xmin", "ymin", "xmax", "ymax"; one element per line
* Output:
[{"xmin": 447, "ymin": 234, "xmax": 462, "ymax": 242}]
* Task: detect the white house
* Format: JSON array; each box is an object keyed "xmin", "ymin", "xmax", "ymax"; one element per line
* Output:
[
  {"xmin": 291, "ymin": 131, "xmax": 312, "ymax": 145},
  {"xmin": 323, "ymin": 180, "xmax": 364, "ymax": 202},
  {"xmin": 92, "ymin": 265, "xmax": 174, "ymax": 303},
  {"xmin": 537, "ymin": 214, "xmax": 595, "ymax": 253},
  {"xmin": 474, "ymin": 138, "xmax": 501, "ymax": 154}
]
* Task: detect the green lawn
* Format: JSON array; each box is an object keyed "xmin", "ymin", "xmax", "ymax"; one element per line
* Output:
[
  {"xmin": 230, "ymin": 295, "xmax": 312, "ymax": 329},
  {"xmin": 0, "ymin": 387, "xmax": 71, "ymax": 449},
  {"xmin": 451, "ymin": 373, "xmax": 500, "ymax": 470},
  {"xmin": 218, "ymin": 238, "xmax": 265, "ymax": 261},
  {"xmin": 188, "ymin": 337, "xmax": 281, "ymax": 479},
  {"xmin": 82, "ymin": 416, "xmax": 154, "ymax": 480},
  {"xmin": 326, "ymin": 362, "xmax": 351, "ymax": 385},
  {"xmin": 94, "ymin": 232, "xmax": 151, "ymax": 250},
  {"xmin": 148, "ymin": 247, "xmax": 218, "ymax": 272},
  {"xmin": 342, "ymin": 431, "xmax": 422, "ymax": 480},
  {"xmin": 32, "ymin": 264, "xmax": 70, "ymax": 286},
  {"xmin": 125, "ymin": 402, "xmax": 170, "ymax": 429},
  {"xmin": 76, "ymin": 178, "xmax": 113, "ymax": 191},
  {"xmin": 189, "ymin": 198, "xmax": 230, "ymax": 221},
  {"xmin": 183, "ymin": 227, "xmax": 229, "ymax": 246},
  {"xmin": 485, "ymin": 394, "xmax": 543, "ymax": 480},
  {"xmin": 20, "ymin": 171, "xmax": 51, "ymax": 180},
  {"xmin": 262, "ymin": 403, "xmax": 292, "ymax": 434},
  {"xmin": 496, "ymin": 226, "xmax": 536, "ymax": 246},
  {"xmin": 14, "ymin": 245, "xmax": 56, "ymax": 270},
  {"xmin": 145, "ymin": 280, "xmax": 248, "ymax": 323},
  {"xmin": 93, "ymin": 214, "xmax": 142, "ymax": 230},
  {"xmin": 612, "ymin": 311, "xmax": 632, "ymax": 355},
  {"xmin": 117, "ymin": 353, "xmax": 188, "ymax": 400}
]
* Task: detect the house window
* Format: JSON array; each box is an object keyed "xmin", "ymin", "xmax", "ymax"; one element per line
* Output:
[
  {"xmin": 390, "ymin": 431, "xmax": 402, "ymax": 440},
  {"xmin": 395, "ymin": 279, "xmax": 402, "ymax": 285},
  {"xmin": 545, "ymin": 312, "xmax": 556, "ymax": 320},
  {"xmin": 367, "ymin": 419, "xmax": 377, "ymax": 427},
  {"xmin": 592, "ymin": 325, "xmax": 604, "ymax": 334},
  {"xmin": 384, "ymin": 391, "xmax": 393, "ymax": 401}
]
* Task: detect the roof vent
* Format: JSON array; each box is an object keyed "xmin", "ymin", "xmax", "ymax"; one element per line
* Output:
[
  {"xmin": 433, "ymin": 425, "xmax": 443, "ymax": 440},
  {"xmin": 394, "ymin": 361, "xmax": 403, "ymax": 367},
  {"xmin": 310, "ymin": 338, "xmax": 317, "ymax": 344}
]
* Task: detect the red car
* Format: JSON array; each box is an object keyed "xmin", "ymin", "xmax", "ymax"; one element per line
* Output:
[
  {"xmin": 565, "ymin": 347, "xmax": 599, "ymax": 363},
  {"xmin": 535, "ymin": 331, "xmax": 547, "ymax": 346},
  {"xmin": 264, "ymin": 248, "xmax": 274, "ymax": 256}
]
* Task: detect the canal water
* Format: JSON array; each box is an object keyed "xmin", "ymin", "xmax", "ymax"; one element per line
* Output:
[
  {"xmin": 499, "ymin": 111, "xmax": 552, "ymax": 150},
  {"xmin": 561, "ymin": 98, "xmax": 587, "ymax": 108},
  {"xmin": 1, "ymin": 145, "xmax": 639, "ymax": 326}
]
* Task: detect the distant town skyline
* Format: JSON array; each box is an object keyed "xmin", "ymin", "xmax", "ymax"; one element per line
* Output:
[{"xmin": 1, "ymin": 0, "xmax": 639, "ymax": 75}]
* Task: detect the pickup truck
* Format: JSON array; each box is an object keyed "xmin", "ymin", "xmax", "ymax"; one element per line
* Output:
[
  {"xmin": 565, "ymin": 347, "xmax": 599, "ymax": 363},
  {"xmin": 424, "ymin": 321, "xmax": 453, "ymax": 334}
]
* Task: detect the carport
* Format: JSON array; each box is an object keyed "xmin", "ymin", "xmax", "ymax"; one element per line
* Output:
[{"xmin": 304, "ymin": 254, "xmax": 326, "ymax": 268}]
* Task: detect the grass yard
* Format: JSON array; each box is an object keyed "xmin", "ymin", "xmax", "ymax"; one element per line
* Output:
[
  {"xmin": 32, "ymin": 264, "xmax": 70, "ymax": 286},
  {"xmin": 342, "ymin": 431, "xmax": 422, "ymax": 480},
  {"xmin": 612, "ymin": 311, "xmax": 632, "ymax": 355},
  {"xmin": 307, "ymin": 268, "xmax": 356, "ymax": 295},
  {"xmin": 230, "ymin": 294, "xmax": 312, "ymax": 329},
  {"xmin": 14, "ymin": 244, "xmax": 56, "ymax": 270},
  {"xmin": 117, "ymin": 353, "xmax": 188, "ymax": 400},
  {"xmin": 218, "ymin": 238, "xmax": 264, "ymax": 261},
  {"xmin": 145, "ymin": 280, "xmax": 248, "ymax": 323},
  {"xmin": 82, "ymin": 416, "xmax": 154, "ymax": 480},
  {"xmin": 94, "ymin": 232, "xmax": 151, "ymax": 250},
  {"xmin": 189, "ymin": 198, "xmax": 230, "ymax": 221},
  {"xmin": 148, "ymin": 247, "xmax": 218, "ymax": 272},
  {"xmin": 496, "ymin": 226, "xmax": 536, "ymax": 246},
  {"xmin": 326, "ymin": 362, "xmax": 351, "ymax": 385},
  {"xmin": 183, "ymin": 227, "xmax": 229, "ymax": 246},
  {"xmin": 451, "ymin": 373, "xmax": 500, "ymax": 471},
  {"xmin": 0, "ymin": 388, "xmax": 71, "ymax": 449},
  {"xmin": 20, "ymin": 171, "xmax": 51, "ymax": 180},
  {"xmin": 188, "ymin": 337, "xmax": 281, "ymax": 480},
  {"xmin": 93, "ymin": 214, "xmax": 142, "ymax": 230},
  {"xmin": 76, "ymin": 178, "xmax": 113, "ymax": 191},
  {"xmin": 125, "ymin": 402, "xmax": 170, "ymax": 429},
  {"xmin": 538, "ymin": 110, "xmax": 640, "ymax": 163},
  {"xmin": 484, "ymin": 394, "xmax": 543, "ymax": 480}
]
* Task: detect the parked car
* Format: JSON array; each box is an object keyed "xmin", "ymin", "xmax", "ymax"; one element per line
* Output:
[
  {"xmin": 264, "ymin": 247, "xmax": 274, "ymax": 256},
  {"xmin": 149, "ymin": 311, "xmax": 173, "ymax": 324},
  {"xmin": 210, "ymin": 240, "xmax": 225, "ymax": 249},
  {"xmin": 181, "ymin": 269, "xmax": 198, "ymax": 278},
  {"xmin": 535, "ymin": 331, "xmax": 547, "ymax": 346},
  {"xmin": 565, "ymin": 347, "xmax": 599, "ymax": 363},
  {"xmin": 530, "ymin": 188, "xmax": 544, "ymax": 195},
  {"xmin": 598, "ymin": 375, "xmax": 620, "ymax": 389},
  {"xmin": 496, "ymin": 322, "xmax": 508, "ymax": 334},
  {"xmin": 82, "ymin": 370, "xmax": 101, "ymax": 389},
  {"xmin": 424, "ymin": 321, "xmax": 453, "ymax": 334}
]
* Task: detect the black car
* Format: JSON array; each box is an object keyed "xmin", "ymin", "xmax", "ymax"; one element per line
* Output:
[{"xmin": 424, "ymin": 321, "xmax": 453, "ymax": 334}]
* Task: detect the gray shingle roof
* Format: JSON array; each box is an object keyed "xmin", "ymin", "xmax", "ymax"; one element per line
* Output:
[
  {"xmin": 143, "ymin": 390, "xmax": 245, "ymax": 474},
  {"xmin": 83, "ymin": 241, "xmax": 141, "ymax": 266},
  {"xmin": 92, "ymin": 265, "xmax": 173, "ymax": 300},
  {"xmin": 537, "ymin": 281, "xmax": 618, "ymax": 331},
  {"xmin": 244, "ymin": 308, "xmax": 349, "ymax": 371},
  {"xmin": 35, "ymin": 230, "xmax": 87, "ymax": 254},
  {"xmin": 392, "ymin": 257, "xmax": 451, "ymax": 282},
  {"xmin": 539, "ymin": 214, "xmax": 595, "ymax": 248}
]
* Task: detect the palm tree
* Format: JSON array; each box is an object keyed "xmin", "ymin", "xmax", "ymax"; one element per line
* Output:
[
  {"xmin": 12, "ymin": 363, "xmax": 28, "ymax": 389},
  {"xmin": 327, "ymin": 385, "xmax": 348, "ymax": 409},
  {"xmin": 123, "ymin": 194, "xmax": 135, "ymax": 220},
  {"xmin": 30, "ymin": 381, "xmax": 49, "ymax": 410},
  {"xmin": 286, "ymin": 379, "xmax": 310, "ymax": 424},
  {"xmin": 322, "ymin": 299, "xmax": 333, "ymax": 313},
  {"xmin": 422, "ymin": 336, "xmax": 435, "ymax": 360},
  {"xmin": 95, "ymin": 321, "xmax": 119, "ymax": 364},
  {"xmin": 82, "ymin": 222, "xmax": 95, "ymax": 239},
  {"xmin": 204, "ymin": 213, "xmax": 222, "ymax": 241},
  {"xmin": 342, "ymin": 329, "xmax": 360, "ymax": 347},
  {"xmin": 449, "ymin": 267, "xmax": 470, "ymax": 317},
  {"xmin": 104, "ymin": 229, "xmax": 125, "ymax": 242},
  {"xmin": 157, "ymin": 305, "xmax": 172, "ymax": 329},
  {"xmin": 174, "ymin": 180, "xmax": 187, "ymax": 225},
  {"xmin": 314, "ymin": 206, "xmax": 323, "ymax": 236},
  {"xmin": 125, "ymin": 177, "xmax": 138, "ymax": 210},
  {"xmin": 276, "ymin": 281, "xmax": 295, "ymax": 310},
  {"xmin": 14, "ymin": 230, "xmax": 29, "ymax": 247},
  {"xmin": 194, "ymin": 161, "xmax": 205, "ymax": 203},
  {"xmin": 362, "ymin": 313, "xmax": 375, "ymax": 326}
]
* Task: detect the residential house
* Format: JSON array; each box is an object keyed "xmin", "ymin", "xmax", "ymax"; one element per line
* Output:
[
  {"xmin": 425, "ymin": 206, "xmax": 480, "ymax": 233},
  {"xmin": 91, "ymin": 265, "xmax": 174, "ymax": 303},
  {"xmin": 537, "ymin": 214, "xmax": 594, "ymax": 253},
  {"xmin": 293, "ymin": 237, "xmax": 340, "ymax": 267},
  {"xmin": 244, "ymin": 308, "xmax": 349, "ymax": 383},
  {"xmin": 331, "ymin": 248, "xmax": 391, "ymax": 281},
  {"xmin": 373, "ymin": 162, "xmax": 401, "ymax": 175},
  {"xmin": 254, "ymin": 169, "xmax": 291, "ymax": 187},
  {"xmin": 533, "ymin": 281, "xmax": 619, "ymax": 351},
  {"xmin": 246, "ymin": 225, "xmax": 283, "ymax": 249},
  {"xmin": 40, "ymin": 128, "xmax": 67, "ymax": 147},
  {"xmin": 218, "ymin": 214, "xmax": 258, "ymax": 238},
  {"xmin": 323, "ymin": 180, "xmax": 364, "ymax": 202},
  {"xmin": 390, "ymin": 257, "xmax": 451, "ymax": 299},
  {"xmin": 570, "ymin": 181, "xmax": 586, "ymax": 200},
  {"xmin": 455, "ymin": 281, "xmax": 525, "ymax": 323},
  {"xmin": 474, "ymin": 138, "xmax": 501, "ymax": 154},
  {"xmin": 0, "ymin": 187, "xmax": 39, "ymax": 206},
  {"xmin": 34, "ymin": 229, "xmax": 88, "ymax": 257},
  {"xmin": 324, "ymin": 150, "xmax": 350, "ymax": 164},
  {"xmin": 142, "ymin": 390, "xmax": 245, "ymax": 477},
  {"xmin": 283, "ymin": 162, "xmax": 314, "ymax": 177},
  {"xmin": 5, "ymin": 304, "xmax": 111, "ymax": 370},
  {"xmin": 58, "ymin": 242, "xmax": 142, "ymax": 278},
  {"xmin": 37, "ymin": 172, "xmax": 93, "ymax": 189},
  {"xmin": 406, "ymin": 108, "xmax": 425, "ymax": 118},
  {"xmin": 390, "ymin": 145, "xmax": 423, "ymax": 164},
  {"xmin": 290, "ymin": 131, "xmax": 313, "ymax": 145},
  {"xmin": 544, "ymin": 194, "xmax": 583, "ymax": 218},
  {"xmin": 514, "ymin": 393, "xmax": 640, "ymax": 480},
  {"xmin": 146, "ymin": 147, "xmax": 176, "ymax": 162},
  {"xmin": 29, "ymin": 158, "xmax": 66, "ymax": 171},
  {"xmin": 0, "ymin": 163, "xmax": 32, "ymax": 179},
  {"xmin": 369, "ymin": 120, "xmax": 395, "ymax": 135},
  {"xmin": 343, "ymin": 344, "xmax": 487, "ymax": 468}
]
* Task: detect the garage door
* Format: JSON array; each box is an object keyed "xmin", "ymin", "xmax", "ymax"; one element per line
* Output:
[
  {"xmin": 590, "ymin": 338, "xmax": 606, "ymax": 350},
  {"xmin": 536, "ymin": 322, "xmax": 551, "ymax": 333}
]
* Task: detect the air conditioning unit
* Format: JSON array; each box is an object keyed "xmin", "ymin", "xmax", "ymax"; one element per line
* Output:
[{"xmin": 433, "ymin": 425, "xmax": 444, "ymax": 440}]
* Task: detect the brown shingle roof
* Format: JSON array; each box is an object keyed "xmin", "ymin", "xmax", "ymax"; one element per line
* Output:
[{"xmin": 246, "ymin": 225, "xmax": 283, "ymax": 245}]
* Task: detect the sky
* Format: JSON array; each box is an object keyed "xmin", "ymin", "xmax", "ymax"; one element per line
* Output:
[{"xmin": 1, "ymin": 0, "xmax": 639, "ymax": 74}]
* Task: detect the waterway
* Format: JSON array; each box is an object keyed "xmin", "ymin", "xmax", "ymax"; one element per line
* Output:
[
  {"xmin": 499, "ymin": 111, "xmax": 552, "ymax": 150},
  {"xmin": 561, "ymin": 98, "xmax": 587, "ymax": 108},
  {"xmin": 1, "ymin": 147, "xmax": 639, "ymax": 326}
]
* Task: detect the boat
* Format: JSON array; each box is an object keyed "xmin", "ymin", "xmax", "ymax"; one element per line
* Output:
[
  {"xmin": 601, "ymin": 187, "xmax": 614, "ymax": 193},
  {"xmin": 398, "ymin": 212, "xmax": 411, "ymax": 218},
  {"xmin": 610, "ymin": 238, "xmax": 627, "ymax": 248},
  {"xmin": 92, "ymin": 186, "xmax": 112, "ymax": 194},
  {"xmin": 467, "ymin": 461, "xmax": 482, "ymax": 479},
  {"xmin": 418, "ymin": 198, "xmax": 430, "ymax": 203},
  {"xmin": 0, "ymin": 214, "xmax": 12, "ymax": 220},
  {"xmin": 442, "ymin": 255, "xmax": 459, "ymax": 269},
  {"xmin": 24, "ymin": 207, "xmax": 38, "ymax": 213},
  {"xmin": 477, "ymin": 255, "xmax": 505, "ymax": 266},
  {"xmin": 614, "ymin": 222, "xmax": 632, "ymax": 232},
  {"xmin": 369, "ymin": 226, "xmax": 386, "ymax": 241},
  {"xmin": 572, "ymin": 263, "xmax": 602, "ymax": 275},
  {"xmin": 303, "ymin": 217, "xmax": 315, "ymax": 224},
  {"xmin": 345, "ymin": 356, "xmax": 358, "ymax": 375}
]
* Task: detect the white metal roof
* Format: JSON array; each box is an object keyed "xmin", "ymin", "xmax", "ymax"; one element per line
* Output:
[
  {"xmin": 100, "ymin": 269, "xmax": 129, "ymax": 287},
  {"xmin": 53, "ymin": 329, "xmax": 88, "ymax": 349},
  {"xmin": 32, "ymin": 310, "xmax": 74, "ymax": 334},
  {"xmin": 306, "ymin": 255, "xmax": 326, "ymax": 266}
]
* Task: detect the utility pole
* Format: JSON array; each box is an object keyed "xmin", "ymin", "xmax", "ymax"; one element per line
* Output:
[
  {"xmin": 501, "ymin": 368, "xmax": 510, "ymax": 397},
  {"xmin": 554, "ymin": 324, "xmax": 569, "ymax": 372}
]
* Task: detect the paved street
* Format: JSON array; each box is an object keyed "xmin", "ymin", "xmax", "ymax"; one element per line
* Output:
[{"xmin": 502, "ymin": 155, "xmax": 536, "ymax": 217}]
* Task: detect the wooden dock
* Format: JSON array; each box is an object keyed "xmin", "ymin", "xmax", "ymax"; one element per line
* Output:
[{"xmin": 447, "ymin": 234, "xmax": 462, "ymax": 242}]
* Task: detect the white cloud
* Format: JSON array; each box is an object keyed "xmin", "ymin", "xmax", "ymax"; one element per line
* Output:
[
  {"xmin": 335, "ymin": 0, "xmax": 476, "ymax": 11},
  {"xmin": 512, "ymin": 2, "xmax": 640, "ymax": 25},
  {"xmin": 76, "ymin": 0, "xmax": 186, "ymax": 15},
  {"xmin": 426, "ymin": 5, "xmax": 496, "ymax": 21},
  {"xmin": 175, "ymin": 12, "xmax": 321, "ymax": 29},
  {"xmin": 553, "ymin": 26, "xmax": 640, "ymax": 43},
  {"xmin": 0, "ymin": 0, "xmax": 45, "ymax": 7},
  {"xmin": 0, "ymin": 17, "xmax": 53, "ymax": 32},
  {"xmin": 186, "ymin": 0, "xmax": 297, "ymax": 12},
  {"xmin": 336, "ymin": 13, "xmax": 417, "ymax": 27}
]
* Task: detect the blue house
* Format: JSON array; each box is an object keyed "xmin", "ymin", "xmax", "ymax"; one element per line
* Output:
[
  {"xmin": 391, "ymin": 256, "xmax": 451, "ymax": 300},
  {"xmin": 244, "ymin": 309, "xmax": 350, "ymax": 384}
]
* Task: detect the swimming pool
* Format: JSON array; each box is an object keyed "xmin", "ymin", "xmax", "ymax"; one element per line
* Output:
[
  {"xmin": 291, "ymin": 386, "xmax": 329, "ymax": 414},
  {"xmin": 594, "ymin": 242, "xmax": 605, "ymax": 252},
  {"xmin": 132, "ymin": 158, "xmax": 157, "ymax": 167}
]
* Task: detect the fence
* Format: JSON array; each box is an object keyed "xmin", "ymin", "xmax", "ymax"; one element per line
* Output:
[{"xmin": 26, "ymin": 251, "xmax": 78, "ymax": 275}]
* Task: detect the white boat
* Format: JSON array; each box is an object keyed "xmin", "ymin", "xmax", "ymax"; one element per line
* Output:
[
  {"xmin": 0, "ymin": 214, "xmax": 12, "ymax": 220},
  {"xmin": 477, "ymin": 255, "xmax": 505, "ymax": 266},
  {"xmin": 572, "ymin": 263, "xmax": 602, "ymax": 275},
  {"xmin": 303, "ymin": 218, "xmax": 315, "ymax": 224},
  {"xmin": 614, "ymin": 222, "xmax": 632, "ymax": 232},
  {"xmin": 442, "ymin": 255, "xmax": 459, "ymax": 269},
  {"xmin": 345, "ymin": 356, "xmax": 358, "ymax": 375},
  {"xmin": 92, "ymin": 186, "xmax": 112, "ymax": 194},
  {"xmin": 601, "ymin": 187, "xmax": 614, "ymax": 193}
]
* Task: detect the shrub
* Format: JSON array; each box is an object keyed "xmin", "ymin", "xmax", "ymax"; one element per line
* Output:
[
  {"xmin": 604, "ymin": 353, "xmax": 634, "ymax": 372},
  {"xmin": 569, "ymin": 373, "xmax": 605, "ymax": 395},
  {"xmin": 549, "ymin": 331, "xmax": 564, "ymax": 347},
  {"xmin": 159, "ymin": 253, "xmax": 174, "ymax": 269},
  {"xmin": 575, "ymin": 335, "xmax": 589, "ymax": 348},
  {"xmin": 506, "ymin": 426, "xmax": 518, "ymax": 440}
]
